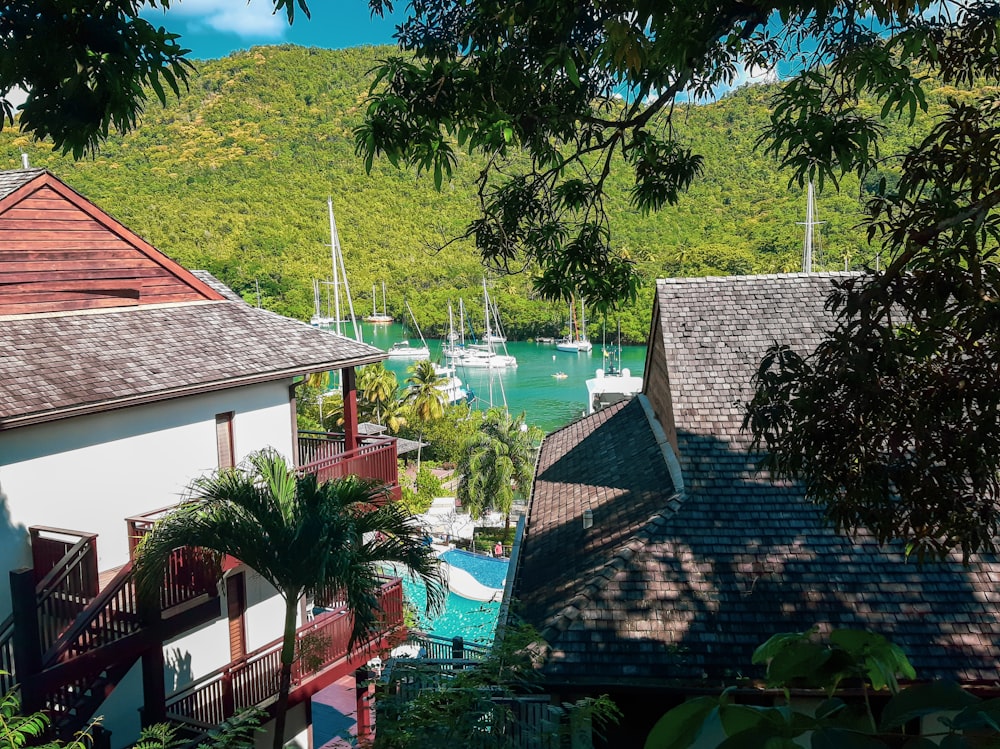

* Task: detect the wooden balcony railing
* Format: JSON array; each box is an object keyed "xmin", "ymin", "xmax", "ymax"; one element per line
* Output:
[
  {"xmin": 165, "ymin": 577, "xmax": 404, "ymax": 725},
  {"xmin": 126, "ymin": 510, "xmax": 222, "ymax": 611},
  {"xmin": 298, "ymin": 432, "xmax": 399, "ymax": 495}
]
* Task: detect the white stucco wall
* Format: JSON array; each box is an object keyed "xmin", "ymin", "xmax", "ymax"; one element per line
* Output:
[
  {"xmin": 0, "ymin": 378, "xmax": 316, "ymax": 749},
  {"xmin": 0, "ymin": 381, "xmax": 295, "ymax": 619}
]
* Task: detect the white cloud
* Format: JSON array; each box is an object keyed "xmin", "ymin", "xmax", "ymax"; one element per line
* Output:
[
  {"xmin": 165, "ymin": 0, "xmax": 288, "ymax": 39},
  {"xmin": 5, "ymin": 86, "xmax": 28, "ymax": 109}
]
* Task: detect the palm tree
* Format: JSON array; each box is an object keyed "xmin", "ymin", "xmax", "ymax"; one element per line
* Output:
[
  {"xmin": 380, "ymin": 390, "xmax": 409, "ymax": 434},
  {"xmin": 358, "ymin": 362, "xmax": 398, "ymax": 425},
  {"xmin": 405, "ymin": 360, "xmax": 447, "ymax": 471},
  {"xmin": 133, "ymin": 449, "xmax": 444, "ymax": 749},
  {"xmin": 457, "ymin": 408, "xmax": 541, "ymax": 532}
]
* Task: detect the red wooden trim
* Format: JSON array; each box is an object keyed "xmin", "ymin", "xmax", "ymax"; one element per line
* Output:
[
  {"xmin": 0, "ymin": 279, "xmax": 141, "ymax": 294},
  {"xmin": 0, "ymin": 268, "xmax": 168, "ymax": 283},
  {"xmin": 0, "ymin": 174, "xmax": 224, "ymax": 302},
  {"xmin": 0, "ymin": 297, "xmax": 140, "ymax": 315},
  {"xmin": 0, "ymin": 258, "xmax": 161, "ymax": 271},
  {"xmin": 0, "ymin": 248, "xmax": 144, "ymax": 260}
]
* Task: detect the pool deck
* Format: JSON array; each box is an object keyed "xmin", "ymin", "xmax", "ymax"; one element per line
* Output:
[
  {"xmin": 443, "ymin": 563, "xmax": 504, "ymax": 602},
  {"xmin": 436, "ymin": 547, "xmax": 507, "ymax": 602}
]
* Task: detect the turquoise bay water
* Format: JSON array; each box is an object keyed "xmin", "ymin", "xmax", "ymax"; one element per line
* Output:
[{"xmin": 359, "ymin": 322, "xmax": 645, "ymax": 433}]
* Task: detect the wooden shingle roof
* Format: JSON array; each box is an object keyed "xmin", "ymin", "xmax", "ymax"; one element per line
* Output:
[
  {"xmin": 516, "ymin": 273, "xmax": 1000, "ymax": 689},
  {"xmin": 0, "ymin": 295, "xmax": 385, "ymax": 429}
]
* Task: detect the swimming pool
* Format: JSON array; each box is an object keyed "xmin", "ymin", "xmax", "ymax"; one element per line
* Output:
[
  {"xmin": 401, "ymin": 576, "xmax": 500, "ymax": 645},
  {"xmin": 439, "ymin": 549, "xmax": 509, "ymax": 590}
]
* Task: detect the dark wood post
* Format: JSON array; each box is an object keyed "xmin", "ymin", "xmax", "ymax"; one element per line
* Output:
[
  {"xmin": 10, "ymin": 568, "xmax": 42, "ymax": 712},
  {"xmin": 90, "ymin": 725, "xmax": 112, "ymax": 749},
  {"xmin": 221, "ymin": 671, "xmax": 236, "ymax": 720},
  {"xmin": 140, "ymin": 646, "xmax": 167, "ymax": 726},
  {"xmin": 342, "ymin": 367, "xmax": 359, "ymax": 450},
  {"xmin": 355, "ymin": 667, "xmax": 373, "ymax": 740},
  {"xmin": 451, "ymin": 636, "xmax": 465, "ymax": 660}
]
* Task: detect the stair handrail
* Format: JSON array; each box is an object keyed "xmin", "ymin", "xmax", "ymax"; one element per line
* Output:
[
  {"xmin": 31, "ymin": 528, "xmax": 98, "ymax": 597},
  {"xmin": 40, "ymin": 562, "xmax": 138, "ymax": 666}
]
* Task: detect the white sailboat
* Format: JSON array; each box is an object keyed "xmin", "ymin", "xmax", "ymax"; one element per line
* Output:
[
  {"xmin": 364, "ymin": 281, "xmax": 394, "ymax": 324},
  {"xmin": 452, "ymin": 279, "xmax": 517, "ymax": 369},
  {"xmin": 310, "ymin": 198, "xmax": 362, "ymax": 342},
  {"xmin": 386, "ymin": 301, "xmax": 430, "ymax": 359},
  {"xmin": 556, "ymin": 295, "xmax": 592, "ymax": 353}
]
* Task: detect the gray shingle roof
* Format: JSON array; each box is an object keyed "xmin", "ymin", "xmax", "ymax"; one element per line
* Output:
[
  {"xmin": 0, "ymin": 168, "xmax": 44, "ymax": 200},
  {"xmin": 517, "ymin": 273, "xmax": 1000, "ymax": 688},
  {"xmin": 191, "ymin": 270, "xmax": 246, "ymax": 303},
  {"xmin": 0, "ymin": 300, "xmax": 385, "ymax": 428}
]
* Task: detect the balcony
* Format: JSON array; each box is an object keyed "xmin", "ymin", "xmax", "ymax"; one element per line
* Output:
[
  {"xmin": 164, "ymin": 577, "xmax": 405, "ymax": 727},
  {"xmin": 298, "ymin": 431, "xmax": 401, "ymax": 500}
]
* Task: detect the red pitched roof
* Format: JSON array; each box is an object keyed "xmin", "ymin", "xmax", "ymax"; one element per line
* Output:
[{"xmin": 0, "ymin": 169, "xmax": 222, "ymax": 314}]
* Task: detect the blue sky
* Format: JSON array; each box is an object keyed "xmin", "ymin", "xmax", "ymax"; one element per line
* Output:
[{"xmin": 144, "ymin": 1, "xmax": 403, "ymax": 60}]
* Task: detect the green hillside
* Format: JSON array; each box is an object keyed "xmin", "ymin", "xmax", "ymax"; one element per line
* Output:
[{"xmin": 0, "ymin": 45, "xmax": 954, "ymax": 342}]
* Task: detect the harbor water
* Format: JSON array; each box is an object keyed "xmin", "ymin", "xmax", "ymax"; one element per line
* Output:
[{"xmin": 358, "ymin": 322, "xmax": 646, "ymax": 433}]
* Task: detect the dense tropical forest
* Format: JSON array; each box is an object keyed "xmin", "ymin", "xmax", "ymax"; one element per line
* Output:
[{"xmin": 0, "ymin": 45, "xmax": 960, "ymax": 342}]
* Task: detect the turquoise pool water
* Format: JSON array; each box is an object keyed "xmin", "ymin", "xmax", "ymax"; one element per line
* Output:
[
  {"xmin": 440, "ymin": 549, "xmax": 508, "ymax": 589},
  {"xmin": 401, "ymin": 576, "xmax": 500, "ymax": 645}
]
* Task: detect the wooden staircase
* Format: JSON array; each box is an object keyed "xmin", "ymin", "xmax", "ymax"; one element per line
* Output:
[{"xmin": 1, "ymin": 527, "xmax": 221, "ymax": 740}]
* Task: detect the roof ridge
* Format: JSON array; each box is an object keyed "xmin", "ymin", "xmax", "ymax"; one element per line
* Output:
[{"xmin": 656, "ymin": 271, "xmax": 861, "ymax": 285}]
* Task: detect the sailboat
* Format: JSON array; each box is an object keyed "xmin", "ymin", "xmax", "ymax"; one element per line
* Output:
[
  {"xmin": 310, "ymin": 198, "xmax": 362, "ymax": 342},
  {"xmin": 452, "ymin": 279, "xmax": 517, "ymax": 369},
  {"xmin": 364, "ymin": 281, "xmax": 394, "ymax": 324},
  {"xmin": 386, "ymin": 301, "xmax": 430, "ymax": 359},
  {"xmin": 556, "ymin": 295, "xmax": 592, "ymax": 352}
]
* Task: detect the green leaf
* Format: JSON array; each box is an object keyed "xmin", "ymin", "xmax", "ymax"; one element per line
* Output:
[
  {"xmin": 766, "ymin": 641, "xmax": 832, "ymax": 685},
  {"xmin": 880, "ymin": 681, "xmax": 979, "ymax": 730},
  {"xmin": 565, "ymin": 55, "xmax": 580, "ymax": 86},
  {"xmin": 753, "ymin": 630, "xmax": 816, "ymax": 665},
  {"xmin": 644, "ymin": 697, "xmax": 718, "ymax": 749}
]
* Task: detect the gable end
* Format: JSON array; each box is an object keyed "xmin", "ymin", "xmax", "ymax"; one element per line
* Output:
[{"xmin": 0, "ymin": 172, "xmax": 224, "ymax": 315}]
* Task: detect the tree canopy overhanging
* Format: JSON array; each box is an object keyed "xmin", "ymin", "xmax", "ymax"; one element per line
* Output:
[{"xmin": 5, "ymin": 0, "xmax": 1000, "ymax": 555}]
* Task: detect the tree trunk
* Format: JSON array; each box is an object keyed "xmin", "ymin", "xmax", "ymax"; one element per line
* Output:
[{"xmin": 271, "ymin": 596, "xmax": 300, "ymax": 749}]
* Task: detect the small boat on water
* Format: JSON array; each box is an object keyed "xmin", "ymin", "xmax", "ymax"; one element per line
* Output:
[
  {"xmin": 434, "ymin": 363, "xmax": 472, "ymax": 404},
  {"xmin": 452, "ymin": 279, "xmax": 517, "ymax": 369},
  {"xmin": 552, "ymin": 372, "xmax": 568, "ymax": 380},
  {"xmin": 586, "ymin": 326, "xmax": 642, "ymax": 413},
  {"xmin": 386, "ymin": 302, "xmax": 430, "ymax": 359},
  {"xmin": 556, "ymin": 295, "xmax": 592, "ymax": 352},
  {"xmin": 364, "ymin": 281, "xmax": 393, "ymax": 324}
]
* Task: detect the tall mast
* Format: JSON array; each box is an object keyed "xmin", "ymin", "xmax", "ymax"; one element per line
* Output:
[
  {"xmin": 799, "ymin": 182, "xmax": 824, "ymax": 273},
  {"xmin": 327, "ymin": 198, "xmax": 341, "ymax": 335},
  {"xmin": 382, "ymin": 281, "xmax": 388, "ymax": 316},
  {"xmin": 483, "ymin": 277, "xmax": 492, "ymax": 348},
  {"xmin": 327, "ymin": 197, "xmax": 362, "ymax": 342}
]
